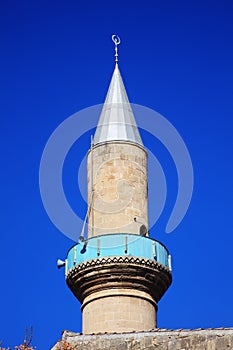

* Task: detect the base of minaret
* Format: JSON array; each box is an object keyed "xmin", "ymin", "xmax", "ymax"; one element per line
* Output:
[
  {"xmin": 66, "ymin": 255, "xmax": 171, "ymax": 334},
  {"xmin": 81, "ymin": 288, "xmax": 156, "ymax": 333}
]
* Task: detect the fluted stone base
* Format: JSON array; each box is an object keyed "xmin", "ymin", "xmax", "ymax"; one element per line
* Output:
[{"xmin": 66, "ymin": 256, "xmax": 172, "ymax": 334}]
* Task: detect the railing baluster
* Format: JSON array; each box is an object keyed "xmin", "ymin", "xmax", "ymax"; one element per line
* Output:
[
  {"xmin": 153, "ymin": 242, "xmax": 157, "ymax": 260},
  {"xmin": 124, "ymin": 236, "xmax": 128, "ymax": 254},
  {"xmin": 97, "ymin": 239, "xmax": 100, "ymax": 256},
  {"xmin": 168, "ymin": 254, "xmax": 172, "ymax": 271},
  {"xmin": 73, "ymin": 246, "xmax": 77, "ymax": 265}
]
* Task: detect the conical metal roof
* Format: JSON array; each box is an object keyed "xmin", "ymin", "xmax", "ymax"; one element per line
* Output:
[{"xmin": 93, "ymin": 63, "xmax": 143, "ymax": 146}]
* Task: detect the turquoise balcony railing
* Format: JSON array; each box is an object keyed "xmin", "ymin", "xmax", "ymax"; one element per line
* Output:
[{"xmin": 66, "ymin": 233, "xmax": 171, "ymax": 272}]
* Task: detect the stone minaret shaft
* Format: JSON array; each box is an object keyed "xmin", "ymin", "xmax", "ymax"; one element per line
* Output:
[
  {"xmin": 87, "ymin": 63, "xmax": 148, "ymax": 237},
  {"xmin": 66, "ymin": 54, "xmax": 172, "ymax": 334}
]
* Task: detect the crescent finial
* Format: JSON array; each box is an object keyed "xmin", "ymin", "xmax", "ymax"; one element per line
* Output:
[{"xmin": 112, "ymin": 34, "xmax": 121, "ymax": 63}]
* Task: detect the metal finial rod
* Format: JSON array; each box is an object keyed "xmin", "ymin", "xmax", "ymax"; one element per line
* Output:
[{"xmin": 112, "ymin": 34, "xmax": 121, "ymax": 63}]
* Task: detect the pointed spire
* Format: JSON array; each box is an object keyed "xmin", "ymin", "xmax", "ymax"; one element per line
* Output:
[{"xmin": 93, "ymin": 36, "xmax": 143, "ymax": 147}]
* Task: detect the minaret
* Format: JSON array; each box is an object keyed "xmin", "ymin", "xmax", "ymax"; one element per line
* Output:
[{"xmin": 65, "ymin": 36, "xmax": 172, "ymax": 334}]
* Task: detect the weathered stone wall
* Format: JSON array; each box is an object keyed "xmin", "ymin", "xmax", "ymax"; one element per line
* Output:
[
  {"xmin": 51, "ymin": 328, "xmax": 233, "ymax": 350},
  {"xmin": 87, "ymin": 141, "xmax": 148, "ymax": 237}
]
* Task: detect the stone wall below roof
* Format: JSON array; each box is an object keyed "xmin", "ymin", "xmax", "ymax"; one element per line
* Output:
[{"xmin": 51, "ymin": 328, "xmax": 233, "ymax": 350}]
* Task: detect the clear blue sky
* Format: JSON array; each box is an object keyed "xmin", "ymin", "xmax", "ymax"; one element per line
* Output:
[{"xmin": 1, "ymin": 0, "xmax": 233, "ymax": 348}]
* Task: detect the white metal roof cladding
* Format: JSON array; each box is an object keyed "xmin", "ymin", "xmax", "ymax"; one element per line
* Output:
[{"xmin": 93, "ymin": 63, "xmax": 143, "ymax": 146}]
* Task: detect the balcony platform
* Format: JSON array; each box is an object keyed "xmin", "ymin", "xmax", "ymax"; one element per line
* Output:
[{"xmin": 66, "ymin": 233, "xmax": 171, "ymax": 272}]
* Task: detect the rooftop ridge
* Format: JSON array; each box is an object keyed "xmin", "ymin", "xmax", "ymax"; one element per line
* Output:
[{"xmin": 61, "ymin": 327, "xmax": 233, "ymax": 337}]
